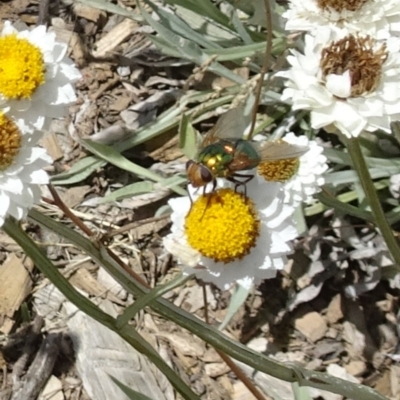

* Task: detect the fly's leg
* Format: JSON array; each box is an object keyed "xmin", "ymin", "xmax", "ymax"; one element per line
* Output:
[
  {"xmin": 188, "ymin": 188, "xmax": 194, "ymax": 207},
  {"xmin": 228, "ymin": 173, "xmax": 254, "ymax": 197},
  {"xmin": 199, "ymin": 179, "xmax": 217, "ymax": 220},
  {"xmin": 188, "ymin": 179, "xmax": 217, "ymax": 220},
  {"xmin": 205, "ymin": 178, "xmax": 217, "ymax": 196}
]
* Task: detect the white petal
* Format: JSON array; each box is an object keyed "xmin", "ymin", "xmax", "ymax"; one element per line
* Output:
[{"xmin": 325, "ymin": 71, "xmax": 352, "ymax": 98}]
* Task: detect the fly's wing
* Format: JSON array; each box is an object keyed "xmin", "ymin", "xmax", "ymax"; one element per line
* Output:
[
  {"xmin": 201, "ymin": 106, "xmax": 246, "ymax": 148},
  {"xmin": 228, "ymin": 152, "xmax": 260, "ymax": 171},
  {"xmin": 253, "ymin": 141, "xmax": 309, "ymax": 161},
  {"xmin": 228, "ymin": 140, "xmax": 261, "ymax": 171}
]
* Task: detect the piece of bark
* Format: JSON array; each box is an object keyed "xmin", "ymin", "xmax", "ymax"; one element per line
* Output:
[
  {"xmin": 64, "ymin": 300, "xmax": 171, "ymax": 400},
  {"xmin": 294, "ymin": 311, "xmax": 328, "ymax": 343},
  {"xmin": 38, "ymin": 375, "xmax": 63, "ymax": 400},
  {"xmin": 0, "ymin": 254, "xmax": 33, "ymax": 333},
  {"xmin": 37, "ymin": 0, "xmax": 50, "ymax": 25},
  {"xmin": 12, "ymin": 316, "xmax": 44, "ymax": 383},
  {"xmin": 41, "ymin": 132, "xmax": 64, "ymax": 161},
  {"xmin": 326, "ymin": 294, "xmax": 344, "ymax": 324},
  {"xmin": 69, "ymin": 267, "xmax": 125, "ymax": 305},
  {"xmin": 11, "ymin": 334, "xmax": 60, "ymax": 400},
  {"xmin": 91, "ymin": 18, "xmax": 138, "ymax": 58}
]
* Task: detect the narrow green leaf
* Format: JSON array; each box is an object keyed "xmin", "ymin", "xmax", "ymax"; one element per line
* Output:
[
  {"xmin": 118, "ymin": 109, "xmax": 182, "ymax": 150},
  {"xmin": 76, "ymin": 0, "xmax": 143, "ymax": 20},
  {"xmin": 230, "ymin": 6, "xmax": 253, "ymax": 44},
  {"xmin": 146, "ymin": 0, "xmax": 223, "ymax": 49},
  {"xmin": 325, "ymin": 169, "xmax": 394, "ymax": 185},
  {"xmin": 149, "ymin": 36, "xmax": 269, "ymax": 62},
  {"xmin": 99, "ymin": 181, "xmax": 155, "ymax": 203},
  {"xmin": 4, "ymin": 217, "xmax": 116, "ymax": 327},
  {"xmin": 117, "ymin": 93, "xmax": 236, "ymax": 151},
  {"xmin": 179, "ymin": 114, "xmax": 198, "ymax": 160},
  {"xmin": 138, "ymin": 3, "xmax": 246, "ymax": 84},
  {"xmin": 174, "ymin": 5, "xmax": 239, "ymax": 42},
  {"xmin": 110, "ymin": 376, "xmax": 154, "ymax": 400},
  {"xmin": 312, "ymin": 192, "xmax": 374, "ymax": 222},
  {"xmin": 161, "ymin": 175, "xmax": 188, "ymax": 191},
  {"xmin": 219, "ymin": 285, "xmax": 250, "ymax": 331},
  {"xmin": 292, "ymin": 382, "xmax": 312, "ymax": 400},
  {"xmin": 81, "ymin": 139, "xmax": 186, "ymax": 196},
  {"xmin": 324, "ymin": 148, "xmax": 400, "ymax": 177},
  {"xmin": 304, "ymin": 190, "xmax": 359, "ymax": 216},
  {"xmin": 323, "ymin": 148, "xmax": 352, "ymax": 165},
  {"xmin": 387, "ymin": 207, "xmax": 400, "ymax": 225},
  {"xmin": 293, "ymin": 205, "xmax": 307, "ymax": 236},
  {"xmin": 51, "ymin": 156, "xmax": 104, "ymax": 185},
  {"xmin": 117, "ymin": 273, "xmax": 192, "ymax": 328},
  {"xmin": 5, "ymin": 216, "xmax": 200, "ymax": 400},
  {"xmin": 28, "ymin": 209, "xmax": 389, "ymax": 400},
  {"xmin": 366, "ymin": 156, "xmax": 400, "ymax": 172},
  {"xmin": 147, "ymin": 35, "xmax": 183, "ymax": 59},
  {"xmin": 207, "ymin": 42, "xmax": 265, "ymax": 60},
  {"xmin": 20, "ymin": 303, "xmax": 31, "ymax": 323},
  {"xmin": 162, "ymin": 0, "xmax": 231, "ymax": 28}
]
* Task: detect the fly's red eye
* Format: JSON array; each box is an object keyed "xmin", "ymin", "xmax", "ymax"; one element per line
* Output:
[
  {"xmin": 200, "ymin": 166, "xmax": 213, "ymax": 183},
  {"xmin": 186, "ymin": 160, "xmax": 194, "ymax": 170}
]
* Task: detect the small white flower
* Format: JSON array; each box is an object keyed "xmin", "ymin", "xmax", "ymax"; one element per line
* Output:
[
  {"xmin": 0, "ymin": 21, "xmax": 81, "ymax": 130},
  {"xmin": 280, "ymin": 133, "xmax": 328, "ymax": 206},
  {"xmin": 283, "ymin": 0, "xmax": 400, "ymax": 39},
  {"xmin": 279, "ymin": 27, "xmax": 400, "ymax": 138},
  {"xmin": 164, "ymin": 176, "xmax": 297, "ymax": 290},
  {"xmin": 0, "ymin": 113, "xmax": 51, "ymax": 226}
]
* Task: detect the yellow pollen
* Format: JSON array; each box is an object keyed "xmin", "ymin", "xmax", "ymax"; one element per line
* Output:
[
  {"xmin": 0, "ymin": 34, "xmax": 45, "ymax": 99},
  {"xmin": 185, "ymin": 188, "xmax": 260, "ymax": 263},
  {"xmin": 317, "ymin": 0, "xmax": 368, "ymax": 13},
  {"xmin": 320, "ymin": 34, "xmax": 387, "ymax": 97},
  {"xmin": 0, "ymin": 113, "xmax": 22, "ymax": 170},
  {"xmin": 257, "ymin": 158, "xmax": 300, "ymax": 182}
]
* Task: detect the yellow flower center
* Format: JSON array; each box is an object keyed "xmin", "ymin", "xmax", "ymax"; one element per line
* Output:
[
  {"xmin": 320, "ymin": 34, "xmax": 387, "ymax": 97},
  {"xmin": 257, "ymin": 158, "xmax": 300, "ymax": 182},
  {"xmin": 0, "ymin": 34, "xmax": 45, "ymax": 99},
  {"xmin": 185, "ymin": 188, "xmax": 260, "ymax": 263},
  {"xmin": 0, "ymin": 113, "xmax": 22, "ymax": 170},
  {"xmin": 317, "ymin": 0, "xmax": 368, "ymax": 13}
]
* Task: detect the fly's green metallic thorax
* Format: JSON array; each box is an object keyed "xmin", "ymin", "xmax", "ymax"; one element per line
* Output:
[{"xmin": 198, "ymin": 139, "xmax": 260, "ymax": 177}]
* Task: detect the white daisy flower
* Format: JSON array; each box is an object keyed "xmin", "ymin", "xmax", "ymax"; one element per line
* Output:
[
  {"xmin": 163, "ymin": 176, "xmax": 297, "ymax": 290},
  {"xmin": 0, "ymin": 21, "xmax": 81, "ymax": 131},
  {"xmin": 257, "ymin": 133, "xmax": 328, "ymax": 206},
  {"xmin": 278, "ymin": 27, "xmax": 400, "ymax": 138},
  {"xmin": 283, "ymin": 0, "xmax": 400, "ymax": 39},
  {"xmin": 0, "ymin": 112, "xmax": 51, "ymax": 226}
]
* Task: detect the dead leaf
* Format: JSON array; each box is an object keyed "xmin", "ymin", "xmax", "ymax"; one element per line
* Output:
[
  {"xmin": 294, "ymin": 311, "xmax": 327, "ymax": 343},
  {"xmin": 0, "ymin": 254, "xmax": 33, "ymax": 333}
]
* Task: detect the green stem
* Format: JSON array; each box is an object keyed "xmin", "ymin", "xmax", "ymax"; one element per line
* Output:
[
  {"xmin": 344, "ymin": 135, "xmax": 400, "ymax": 270},
  {"xmin": 28, "ymin": 209, "xmax": 389, "ymax": 400},
  {"xmin": 313, "ymin": 191, "xmax": 374, "ymax": 222},
  {"xmin": 3, "ymin": 217, "xmax": 200, "ymax": 400},
  {"xmin": 116, "ymin": 273, "xmax": 192, "ymax": 328}
]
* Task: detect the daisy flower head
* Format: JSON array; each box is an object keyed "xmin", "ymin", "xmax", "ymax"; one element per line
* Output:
[
  {"xmin": 163, "ymin": 176, "xmax": 297, "ymax": 290},
  {"xmin": 283, "ymin": 0, "xmax": 400, "ymax": 39},
  {"xmin": 257, "ymin": 133, "xmax": 328, "ymax": 207},
  {"xmin": 279, "ymin": 26, "xmax": 400, "ymax": 138},
  {"xmin": 0, "ymin": 21, "xmax": 81, "ymax": 131},
  {"xmin": 0, "ymin": 112, "xmax": 51, "ymax": 226}
]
